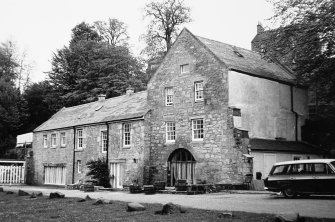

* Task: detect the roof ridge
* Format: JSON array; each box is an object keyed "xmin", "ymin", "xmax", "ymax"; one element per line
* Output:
[{"xmin": 63, "ymin": 90, "xmax": 147, "ymax": 110}]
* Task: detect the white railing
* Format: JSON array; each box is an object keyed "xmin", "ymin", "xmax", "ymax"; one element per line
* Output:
[{"xmin": 0, "ymin": 160, "xmax": 25, "ymax": 184}]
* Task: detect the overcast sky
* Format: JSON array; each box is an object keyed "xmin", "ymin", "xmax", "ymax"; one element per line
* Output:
[{"xmin": 0, "ymin": 0, "xmax": 274, "ymax": 83}]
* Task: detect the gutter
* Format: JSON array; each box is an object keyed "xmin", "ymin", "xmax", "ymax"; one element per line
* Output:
[
  {"xmin": 72, "ymin": 127, "xmax": 76, "ymax": 184},
  {"xmin": 290, "ymin": 86, "xmax": 299, "ymax": 142},
  {"xmin": 106, "ymin": 122, "xmax": 109, "ymax": 165}
]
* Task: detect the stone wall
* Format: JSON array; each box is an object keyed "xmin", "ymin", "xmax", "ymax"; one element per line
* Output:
[
  {"xmin": 32, "ymin": 119, "xmax": 149, "ymax": 186},
  {"xmin": 147, "ymin": 30, "xmax": 245, "ymax": 185}
]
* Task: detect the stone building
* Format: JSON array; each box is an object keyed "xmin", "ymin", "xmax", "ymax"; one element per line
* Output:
[{"xmin": 32, "ymin": 28, "xmax": 320, "ymax": 187}]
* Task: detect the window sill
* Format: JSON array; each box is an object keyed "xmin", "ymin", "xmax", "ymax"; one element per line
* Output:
[
  {"xmin": 51, "ymin": 146, "xmax": 56, "ymax": 149},
  {"xmin": 194, "ymin": 99, "xmax": 204, "ymax": 103},
  {"xmin": 61, "ymin": 145, "xmax": 66, "ymax": 148},
  {"xmin": 165, "ymin": 141, "xmax": 175, "ymax": 145},
  {"xmin": 122, "ymin": 146, "xmax": 131, "ymax": 149},
  {"xmin": 191, "ymin": 140, "xmax": 204, "ymax": 143},
  {"xmin": 75, "ymin": 149, "xmax": 83, "ymax": 152}
]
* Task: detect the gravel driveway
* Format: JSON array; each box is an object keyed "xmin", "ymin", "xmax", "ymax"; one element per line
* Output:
[{"xmin": 2, "ymin": 185, "xmax": 335, "ymax": 219}]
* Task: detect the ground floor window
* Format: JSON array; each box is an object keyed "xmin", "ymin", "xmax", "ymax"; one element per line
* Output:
[
  {"xmin": 167, "ymin": 148, "xmax": 196, "ymax": 186},
  {"xmin": 44, "ymin": 166, "xmax": 66, "ymax": 185}
]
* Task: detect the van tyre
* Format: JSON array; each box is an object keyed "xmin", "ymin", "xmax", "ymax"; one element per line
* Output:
[{"xmin": 282, "ymin": 188, "xmax": 297, "ymax": 198}]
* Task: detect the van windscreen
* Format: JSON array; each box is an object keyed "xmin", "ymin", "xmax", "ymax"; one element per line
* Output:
[{"xmin": 270, "ymin": 165, "xmax": 289, "ymax": 175}]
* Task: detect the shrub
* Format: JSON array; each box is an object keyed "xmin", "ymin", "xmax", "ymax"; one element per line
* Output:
[{"xmin": 86, "ymin": 158, "xmax": 111, "ymax": 188}]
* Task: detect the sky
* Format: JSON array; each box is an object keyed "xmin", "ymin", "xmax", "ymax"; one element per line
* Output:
[{"xmin": 0, "ymin": 0, "xmax": 274, "ymax": 83}]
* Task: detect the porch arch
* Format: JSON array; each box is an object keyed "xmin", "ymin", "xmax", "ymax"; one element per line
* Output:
[{"xmin": 167, "ymin": 148, "xmax": 196, "ymax": 186}]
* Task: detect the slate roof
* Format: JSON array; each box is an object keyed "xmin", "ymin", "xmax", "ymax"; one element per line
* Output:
[
  {"xmin": 34, "ymin": 91, "xmax": 148, "ymax": 132},
  {"xmin": 195, "ymin": 34, "xmax": 296, "ymax": 84},
  {"xmin": 249, "ymin": 138, "xmax": 322, "ymax": 154}
]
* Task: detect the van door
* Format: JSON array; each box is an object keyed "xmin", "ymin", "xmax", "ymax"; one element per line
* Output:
[
  {"xmin": 313, "ymin": 163, "xmax": 331, "ymax": 193},
  {"xmin": 289, "ymin": 163, "xmax": 315, "ymax": 193}
]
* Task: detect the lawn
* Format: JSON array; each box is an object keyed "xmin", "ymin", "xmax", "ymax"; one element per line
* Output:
[{"xmin": 0, "ymin": 192, "xmax": 329, "ymax": 222}]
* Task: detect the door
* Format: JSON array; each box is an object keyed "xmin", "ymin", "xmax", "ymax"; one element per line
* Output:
[
  {"xmin": 263, "ymin": 154, "xmax": 276, "ymax": 178},
  {"xmin": 44, "ymin": 166, "xmax": 66, "ymax": 185},
  {"xmin": 110, "ymin": 163, "xmax": 123, "ymax": 188},
  {"xmin": 167, "ymin": 149, "xmax": 196, "ymax": 186}
]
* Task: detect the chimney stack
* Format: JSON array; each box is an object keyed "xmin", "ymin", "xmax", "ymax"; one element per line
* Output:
[
  {"xmin": 126, "ymin": 86, "xmax": 134, "ymax": 96},
  {"xmin": 98, "ymin": 94, "xmax": 106, "ymax": 101},
  {"xmin": 257, "ymin": 22, "xmax": 264, "ymax": 34}
]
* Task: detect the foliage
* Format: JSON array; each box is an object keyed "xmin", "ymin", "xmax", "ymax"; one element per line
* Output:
[
  {"xmin": 21, "ymin": 81, "xmax": 60, "ymax": 132},
  {"xmin": 86, "ymin": 158, "xmax": 111, "ymax": 188},
  {"xmin": 0, "ymin": 41, "xmax": 30, "ymax": 157},
  {"xmin": 267, "ymin": 0, "xmax": 335, "ymax": 104},
  {"xmin": 94, "ymin": 18, "xmax": 129, "ymax": 46},
  {"xmin": 49, "ymin": 21, "xmax": 147, "ymax": 107},
  {"xmin": 142, "ymin": 0, "xmax": 191, "ymax": 58}
]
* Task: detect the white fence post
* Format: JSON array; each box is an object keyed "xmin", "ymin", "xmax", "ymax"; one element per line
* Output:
[{"xmin": 0, "ymin": 160, "xmax": 26, "ymax": 184}]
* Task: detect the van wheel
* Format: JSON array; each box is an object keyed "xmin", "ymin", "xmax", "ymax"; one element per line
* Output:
[{"xmin": 282, "ymin": 188, "xmax": 297, "ymax": 198}]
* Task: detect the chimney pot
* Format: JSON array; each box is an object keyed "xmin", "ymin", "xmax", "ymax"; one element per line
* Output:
[{"xmin": 98, "ymin": 94, "xmax": 106, "ymax": 101}]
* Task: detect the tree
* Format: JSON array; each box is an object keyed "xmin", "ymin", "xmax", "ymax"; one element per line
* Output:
[
  {"xmin": 94, "ymin": 18, "xmax": 129, "ymax": 46},
  {"xmin": 142, "ymin": 0, "xmax": 191, "ymax": 57},
  {"xmin": 22, "ymin": 81, "xmax": 60, "ymax": 133},
  {"xmin": 49, "ymin": 21, "xmax": 147, "ymax": 107},
  {"xmin": 86, "ymin": 158, "xmax": 111, "ymax": 188},
  {"xmin": 267, "ymin": 0, "xmax": 335, "ymax": 104}
]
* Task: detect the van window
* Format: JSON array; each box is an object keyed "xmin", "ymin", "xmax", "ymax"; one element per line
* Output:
[
  {"xmin": 271, "ymin": 165, "xmax": 289, "ymax": 175},
  {"xmin": 305, "ymin": 163, "xmax": 313, "ymax": 173},
  {"xmin": 331, "ymin": 161, "xmax": 335, "ymax": 169},
  {"xmin": 290, "ymin": 164, "xmax": 305, "ymax": 174},
  {"xmin": 326, "ymin": 164, "xmax": 335, "ymax": 174},
  {"xmin": 313, "ymin": 163, "xmax": 326, "ymax": 174}
]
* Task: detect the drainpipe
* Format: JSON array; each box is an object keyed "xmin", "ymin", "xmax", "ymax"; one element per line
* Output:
[
  {"xmin": 72, "ymin": 127, "xmax": 76, "ymax": 184},
  {"xmin": 290, "ymin": 86, "xmax": 299, "ymax": 141},
  {"xmin": 106, "ymin": 122, "xmax": 109, "ymax": 165}
]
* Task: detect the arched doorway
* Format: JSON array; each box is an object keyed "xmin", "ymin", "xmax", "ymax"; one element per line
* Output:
[{"xmin": 167, "ymin": 149, "xmax": 196, "ymax": 186}]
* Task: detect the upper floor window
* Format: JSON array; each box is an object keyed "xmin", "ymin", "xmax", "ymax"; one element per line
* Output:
[
  {"xmin": 194, "ymin": 81, "xmax": 204, "ymax": 102},
  {"xmin": 101, "ymin": 131, "xmax": 107, "ymax": 152},
  {"xmin": 180, "ymin": 64, "xmax": 189, "ymax": 74},
  {"xmin": 51, "ymin": 134, "xmax": 57, "ymax": 147},
  {"xmin": 123, "ymin": 123, "xmax": 131, "ymax": 147},
  {"xmin": 77, "ymin": 129, "xmax": 83, "ymax": 149},
  {"xmin": 43, "ymin": 135, "xmax": 48, "ymax": 148},
  {"xmin": 165, "ymin": 87, "xmax": 173, "ymax": 106},
  {"xmin": 166, "ymin": 122, "xmax": 176, "ymax": 142},
  {"xmin": 192, "ymin": 119, "xmax": 204, "ymax": 141},
  {"xmin": 60, "ymin": 132, "xmax": 66, "ymax": 147}
]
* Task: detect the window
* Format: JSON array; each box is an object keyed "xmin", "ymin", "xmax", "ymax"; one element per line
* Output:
[
  {"xmin": 51, "ymin": 134, "xmax": 56, "ymax": 147},
  {"xmin": 192, "ymin": 119, "xmax": 204, "ymax": 141},
  {"xmin": 166, "ymin": 122, "xmax": 176, "ymax": 142},
  {"xmin": 180, "ymin": 64, "xmax": 189, "ymax": 73},
  {"xmin": 77, "ymin": 160, "xmax": 82, "ymax": 173},
  {"xmin": 123, "ymin": 123, "xmax": 131, "ymax": 147},
  {"xmin": 43, "ymin": 135, "xmax": 48, "ymax": 148},
  {"xmin": 77, "ymin": 129, "xmax": 83, "ymax": 149},
  {"xmin": 290, "ymin": 164, "xmax": 305, "ymax": 174},
  {"xmin": 101, "ymin": 131, "xmax": 107, "ymax": 152},
  {"xmin": 60, "ymin": 132, "xmax": 66, "ymax": 147},
  {"xmin": 194, "ymin": 81, "xmax": 204, "ymax": 102},
  {"xmin": 271, "ymin": 165, "xmax": 289, "ymax": 175},
  {"xmin": 313, "ymin": 163, "xmax": 326, "ymax": 174},
  {"xmin": 165, "ymin": 87, "xmax": 173, "ymax": 106},
  {"xmin": 293, "ymin": 155, "xmax": 302, "ymax": 161}
]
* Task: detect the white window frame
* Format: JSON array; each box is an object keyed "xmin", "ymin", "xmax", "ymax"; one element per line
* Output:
[
  {"xmin": 166, "ymin": 122, "xmax": 176, "ymax": 143},
  {"xmin": 123, "ymin": 123, "xmax": 131, "ymax": 147},
  {"xmin": 77, "ymin": 160, "xmax": 82, "ymax": 173},
  {"xmin": 43, "ymin": 135, "xmax": 48, "ymax": 148},
  {"xmin": 293, "ymin": 155, "xmax": 302, "ymax": 161},
  {"xmin": 101, "ymin": 131, "xmax": 107, "ymax": 153},
  {"xmin": 51, "ymin": 134, "xmax": 57, "ymax": 148},
  {"xmin": 180, "ymin": 64, "xmax": 189, "ymax": 74},
  {"xmin": 77, "ymin": 129, "xmax": 83, "ymax": 149},
  {"xmin": 194, "ymin": 81, "xmax": 204, "ymax": 102},
  {"xmin": 165, "ymin": 87, "xmax": 173, "ymax": 106},
  {"xmin": 60, "ymin": 132, "xmax": 66, "ymax": 147},
  {"xmin": 192, "ymin": 119, "xmax": 204, "ymax": 141}
]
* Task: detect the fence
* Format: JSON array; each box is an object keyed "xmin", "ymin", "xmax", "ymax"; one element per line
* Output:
[{"xmin": 0, "ymin": 160, "xmax": 25, "ymax": 184}]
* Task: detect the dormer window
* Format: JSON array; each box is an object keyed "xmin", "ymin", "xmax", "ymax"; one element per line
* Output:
[{"xmin": 180, "ymin": 64, "xmax": 189, "ymax": 74}]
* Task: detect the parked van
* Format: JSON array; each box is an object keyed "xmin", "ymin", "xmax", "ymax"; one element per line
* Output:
[{"xmin": 264, "ymin": 159, "xmax": 335, "ymax": 198}]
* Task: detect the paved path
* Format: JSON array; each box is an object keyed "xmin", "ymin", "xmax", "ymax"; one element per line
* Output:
[{"xmin": 2, "ymin": 185, "xmax": 335, "ymax": 219}]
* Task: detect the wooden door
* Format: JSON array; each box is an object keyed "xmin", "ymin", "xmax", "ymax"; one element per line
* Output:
[
  {"xmin": 110, "ymin": 163, "xmax": 123, "ymax": 188},
  {"xmin": 263, "ymin": 154, "xmax": 276, "ymax": 178}
]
